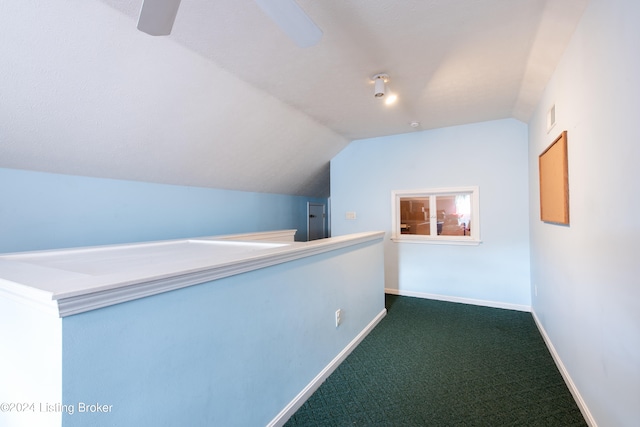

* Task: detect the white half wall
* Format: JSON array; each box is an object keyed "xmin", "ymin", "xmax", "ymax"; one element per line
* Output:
[
  {"xmin": 0, "ymin": 298, "xmax": 62, "ymax": 427},
  {"xmin": 0, "ymin": 235, "xmax": 385, "ymax": 426}
]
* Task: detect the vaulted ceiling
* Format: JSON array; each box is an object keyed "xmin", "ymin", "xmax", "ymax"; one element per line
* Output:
[{"xmin": 0, "ymin": 0, "xmax": 587, "ymax": 197}]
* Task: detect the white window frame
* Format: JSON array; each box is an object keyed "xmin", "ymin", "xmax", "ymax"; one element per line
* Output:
[{"xmin": 391, "ymin": 186, "xmax": 481, "ymax": 245}]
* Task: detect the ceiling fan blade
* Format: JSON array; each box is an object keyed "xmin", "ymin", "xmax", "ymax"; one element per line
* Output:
[
  {"xmin": 253, "ymin": 0, "xmax": 322, "ymax": 48},
  {"xmin": 137, "ymin": 0, "xmax": 182, "ymax": 36}
]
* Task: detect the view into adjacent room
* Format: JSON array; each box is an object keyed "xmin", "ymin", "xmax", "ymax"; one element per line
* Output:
[{"xmin": 400, "ymin": 194, "xmax": 472, "ymax": 236}]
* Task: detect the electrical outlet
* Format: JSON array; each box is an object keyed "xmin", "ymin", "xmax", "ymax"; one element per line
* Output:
[{"xmin": 335, "ymin": 309, "xmax": 342, "ymax": 327}]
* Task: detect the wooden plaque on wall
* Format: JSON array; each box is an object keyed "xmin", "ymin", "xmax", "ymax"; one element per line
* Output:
[{"xmin": 539, "ymin": 131, "xmax": 569, "ymax": 225}]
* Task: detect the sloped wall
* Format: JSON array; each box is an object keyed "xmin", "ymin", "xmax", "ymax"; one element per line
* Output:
[{"xmin": 0, "ymin": 2, "xmax": 347, "ymax": 197}]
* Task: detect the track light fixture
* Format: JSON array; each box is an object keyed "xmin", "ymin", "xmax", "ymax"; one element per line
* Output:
[{"xmin": 372, "ymin": 73, "xmax": 389, "ymax": 98}]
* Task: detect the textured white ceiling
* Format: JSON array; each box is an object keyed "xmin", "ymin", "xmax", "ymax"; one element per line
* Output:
[{"xmin": 0, "ymin": 0, "xmax": 587, "ymax": 197}]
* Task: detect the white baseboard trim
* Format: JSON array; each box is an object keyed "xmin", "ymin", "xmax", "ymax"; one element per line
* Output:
[
  {"xmin": 385, "ymin": 288, "xmax": 531, "ymax": 312},
  {"xmin": 267, "ymin": 308, "xmax": 387, "ymax": 427},
  {"xmin": 531, "ymin": 311, "xmax": 597, "ymax": 427}
]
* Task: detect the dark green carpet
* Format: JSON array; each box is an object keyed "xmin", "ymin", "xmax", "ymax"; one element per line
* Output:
[{"xmin": 285, "ymin": 294, "xmax": 586, "ymax": 426}]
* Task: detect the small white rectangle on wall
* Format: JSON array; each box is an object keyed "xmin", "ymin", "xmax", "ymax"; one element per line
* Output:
[
  {"xmin": 547, "ymin": 104, "xmax": 556, "ymax": 133},
  {"xmin": 345, "ymin": 212, "xmax": 357, "ymax": 220}
]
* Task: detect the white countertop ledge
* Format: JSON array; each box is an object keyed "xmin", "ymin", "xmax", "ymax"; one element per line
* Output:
[{"xmin": 0, "ymin": 231, "xmax": 384, "ymax": 317}]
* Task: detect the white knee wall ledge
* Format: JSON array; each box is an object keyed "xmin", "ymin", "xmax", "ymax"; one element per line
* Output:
[{"xmin": 0, "ymin": 230, "xmax": 385, "ymax": 317}]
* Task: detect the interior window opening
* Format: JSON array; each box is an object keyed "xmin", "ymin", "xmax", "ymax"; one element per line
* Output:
[{"xmin": 392, "ymin": 187, "xmax": 480, "ymax": 245}]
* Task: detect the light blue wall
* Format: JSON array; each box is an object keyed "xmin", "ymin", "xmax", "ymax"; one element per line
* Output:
[
  {"xmin": 60, "ymin": 239, "xmax": 384, "ymax": 426},
  {"xmin": 528, "ymin": 0, "xmax": 640, "ymax": 425},
  {"xmin": 0, "ymin": 168, "xmax": 327, "ymax": 253},
  {"xmin": 331, "ymin": 119, "xmax": 530, "ymax": 308}
]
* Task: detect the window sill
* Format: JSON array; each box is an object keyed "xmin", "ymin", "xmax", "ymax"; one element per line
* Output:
[{"xmin": 391, "ymin": 236, "xmax": 481, "ymax": 246}]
